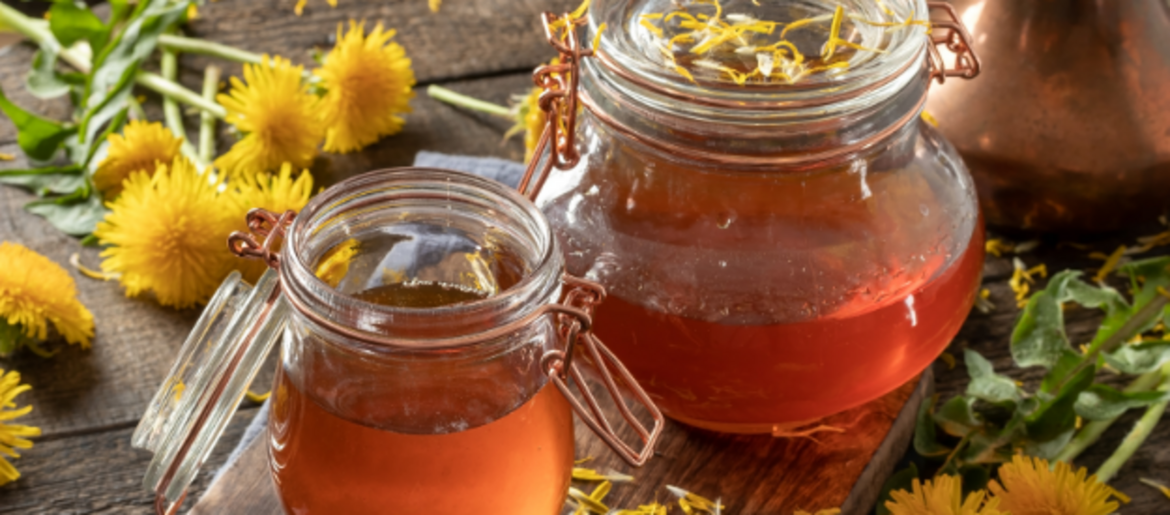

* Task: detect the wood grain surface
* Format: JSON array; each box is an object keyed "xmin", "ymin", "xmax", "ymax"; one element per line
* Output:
[
  {"xmin": 191, "ymin": 372, "xmax": 931, "ymax": 515},
  {"xmin": 0, "ymin": 407, "xmax": 259, "ymax": 515},
  {"xmin": 2, "ymin": 0, "xmax": 1170, "ymax": 512}
]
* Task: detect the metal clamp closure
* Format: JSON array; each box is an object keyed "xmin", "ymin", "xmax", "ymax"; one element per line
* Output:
[
  {"xmin": 926, "ymin": 2, "xmax": 981, "ymax": 84},
  {"xmin": 227, "ymin": 208, "xmax": 296, "ymax": 269},
  {"xmin": 517, "ymin": 11, "xmax": 593, "ymax": 201},
  {"xmin": 541, "ymin": 274, "xmax": 665, "ymax": 467}
]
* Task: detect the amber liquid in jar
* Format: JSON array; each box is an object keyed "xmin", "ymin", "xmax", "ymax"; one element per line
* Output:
[
  {"xmin": 270, "ymin": 235, "xmax": 575, "ymax": 514},
  {"xmin": 594, "ymin": 232, "xmax": 983, "ymax": 432}
]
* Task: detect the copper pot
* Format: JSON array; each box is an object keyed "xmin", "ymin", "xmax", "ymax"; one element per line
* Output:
[{"xmin": 926, "ymin": 0, "xmax": 1170, "ymax": 233}]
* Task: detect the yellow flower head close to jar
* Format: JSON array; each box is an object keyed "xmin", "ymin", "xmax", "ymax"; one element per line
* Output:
[
  {"xmin": 315, "ymin": 21, "xmax": 416, "ymax": 153},
  {"xmin": 228, "ymin": 163, "xmax": 315, "ymax": 283},
  {"xmin": 0, "ymin": 369, "xmax": 40, "ymax": 487},
  {"xmin": 886, "ymin": 475, "xmax": 1003, "ymax": 515},
  {"xmin": 95, "ymin": 157, "xmax": 238, "ymax": 309},
  {"xmin": 92, "ymin": 121, "xmax": 184, "ymax": 198},
  {"xmin": 314, "ymin": 238, "xmax": 360, "ymax": 289},
  {"xmin": 0, "ymin": 242, "xmax": 94, "ymax": 356},
  {"xmin": 506, "ymin": 87, "xmax": 546, "ymax": 164},
  {"xmin": 988, "ymin": 455, "xmax": 1122, "ymax": 515},
  {"xmin": 216, "ymin": 55, "xmax": 323, "ymax": 178}
]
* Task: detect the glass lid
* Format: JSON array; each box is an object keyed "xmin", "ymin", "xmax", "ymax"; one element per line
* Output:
[
  {"xmin": 133, "ymin": 268, "xmax": 287, "ymax": 513},
  {"xmin": 591, "ymin": 0, "xmax": 930, "ymax": 95}
]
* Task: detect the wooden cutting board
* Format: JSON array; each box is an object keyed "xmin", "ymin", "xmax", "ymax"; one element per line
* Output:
[{"xmin": 192, "ymin": 370, "xmax": 932, "ymax": 515}]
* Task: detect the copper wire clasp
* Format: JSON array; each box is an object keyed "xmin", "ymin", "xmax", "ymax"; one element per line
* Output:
[
  {"xmin": 926, "ymin": 2, "xmax": 981, "ymax": 84},
  {"xmin": 540, "ymin": 274, "xmax": 664, "ymax": 467},
  {"xmin": 227, "ymin": 208, "xmax": 297, "ymax": 269},
  {"xmin": 517, "ymin": 11, "xmax": 594, "ymax": 201}
]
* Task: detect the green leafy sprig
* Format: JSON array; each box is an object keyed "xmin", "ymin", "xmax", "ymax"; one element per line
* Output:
[
  {"xmin": 0, "ymin": 1, "xmax": 260, "ymax": 237},
  {"xmin": 912, "ymin": 256, "xmax": 1170, "ymax": 487}
]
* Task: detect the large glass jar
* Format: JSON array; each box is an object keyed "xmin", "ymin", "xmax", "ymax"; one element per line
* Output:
[
  {"xmin": 133, "ymin": 168, "xmax": 660, "ymax": 515},
  {"xmin": 535, "ymin": 0, "xmax": 984, "ymax": 433}
]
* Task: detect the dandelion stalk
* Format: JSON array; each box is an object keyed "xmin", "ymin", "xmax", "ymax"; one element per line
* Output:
[
  {"xmin": 0, "ymin": 4, "xmax": 90, "ymax": 73},
  {"xmin": 135, "ymin": 71, "xmax": 226, "ymax": 118},
  {"xmin": 158, "ymin": 33, "xmax": 263, "ymax": 65},
  {"xmin": 1095, "ymin": 364, "xmax": 1170, "ymax": 483},
  {"xmin": 161, "ymin": 49, "xmax": 187, "ymax": 139},
  {"xmin": 1056, "ymin": 369, "xmax": 1164, "ymax": 463},
  {"xmin": 160, "ymin": 46, "xmax": 206, "ymax": 168},
  {"xmin": 426, "ymin": 85, "xmax": 512, "ymax": 118},
  {"xmin": 198, "ymin": 66, "xmax": 221, "ymax": 164}
]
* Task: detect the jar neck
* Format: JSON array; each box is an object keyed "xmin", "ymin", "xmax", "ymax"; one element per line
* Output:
[
  {"xmin": 579, "ymin": 39, "xmax": 932, "ymax": 167},
  {"xmin": 281, "ymin": 168, "xmax": 564, "ymax": 351}
]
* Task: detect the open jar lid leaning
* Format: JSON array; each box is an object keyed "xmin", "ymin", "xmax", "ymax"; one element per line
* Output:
[{"xmin": 132, "ymin": 168, "xmax": 665, "ymax": 515}]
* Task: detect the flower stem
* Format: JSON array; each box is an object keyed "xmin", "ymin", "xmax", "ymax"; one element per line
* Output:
[
  {"xmin": 1051, "ymin": 295, "xmax": 1170, "ymax": 395},
  {"xmin": 161, "ymin": 49, "xmax": 193, "ymax": 145},
  {"xmin": 0, "ymin": 3, "xmax": 90, "ymax": 73},
  {"xmin": 136, "ymin": 71, "xmax": 226, "ymax": 119},
  {"xmin": 1056, "ymin": 369, "xmax": 1164, "ymax": 463},
  {"xmin": 158, "ymin": 33, "xmax": 263, "ymax": 65},
  {"xmin": 160, "ymin": 45, "xmax": 210, "ymax": 169},
  {"xmin": 199, "ymin": 65, "xmax": 221, "ymax": 165},
  {"xmin": 427, "ymin": 85, "xmax": 513, "ymax": 119},
  {"xmin": 1095, "ymin": 365, "xmax": 1170, "ymax": 483}
]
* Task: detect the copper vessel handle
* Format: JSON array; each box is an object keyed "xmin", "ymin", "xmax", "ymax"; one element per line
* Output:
[
  {"xmin": 926, "ymin": 2, "xmax": 981, "ymax": 84},
  {"xmin": 541, "ymin": 274, "xmax": 665, "ymax": 467}
]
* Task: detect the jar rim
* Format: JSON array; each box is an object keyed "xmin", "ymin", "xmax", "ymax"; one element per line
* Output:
[{"xmin": 280, "ymin": 167, "xmax": 563, "ymax": 350}]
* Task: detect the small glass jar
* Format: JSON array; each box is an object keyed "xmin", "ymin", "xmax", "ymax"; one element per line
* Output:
[
  {"xmin": 133, "ymin": 168, "xmax": 661, "ymax": 515},
  {"xmin": 531, "ymin": 0, "xmax": 984, "ymax": 433}
]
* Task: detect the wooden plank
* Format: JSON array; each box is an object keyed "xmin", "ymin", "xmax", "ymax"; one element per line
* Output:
[
  {"xmin": 0, "ymin": 406, "xmax": 260, "ymax": 515},
  {"xmin": 178, "ymin": 0, "xmax": 573, "ymax": 86},
  {"xmin": 192, "ymin": 372, "xmax": 930, "ymax": 514},
  {"xmin": 0, "ymin": 70, "xmax": 534, "ymax": 437},
  {"xmin": 189, "ymin": 423, "xmax": 272, "ymax": 515}
]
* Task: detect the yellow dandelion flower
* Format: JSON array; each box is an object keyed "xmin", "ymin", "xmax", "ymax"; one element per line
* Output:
[
  {"xmin": 95, "ymin": 157, "xmax": 238, "ymax": 309},
  {"xmin": 569, "ymin": 480, "xmax": 612, "ymax": 514},
  {"xmin": 429, "ymin": 0, "xmax": 440, "ymax": 12},
  {"xmin": 666, "ymin": 485, "xmax": 725, "ymax": 514},
  {"xmin": 507, "ymin": 87, "xmax": 546, "ymax": 164},
  {"xmin": 886, "ymin": 475, "xmax": 1003, "ymax": 515},
  {"xmin": 613, "ymin": 503, "xmax": 669, "ymax": 515},
  {"xmin": 988, "ymin": 455, "xmax": 1122, "ymax": 515},
  {"xmin": 0, "ymin": 242, "xmax": 94, "ymax": 356},
  {"xmin": 228, "ymin": 163, "xmax": 315, "ymax": 283},
  {"xmin": 92, "ymin": 121, "xmax": 184, "ymax": 198},
  {"xmin": 316, "ymin": 21, "xmax": 416, "ymax": 153},
  {"xmin": 0, "ymin": 369, "xmax": 40, "ymax": 487},
  {"xmin": 295, "ymin": 0, "xmax": 337, "ymax": 16},
  {"xmin": 215, "ymin": 56, "xmax": 322, "ymax": 178},
  {"xmin": 572, "ymin": 466, "xmax": 635, "ymax": 482},
  {"xmin": 315, "ymin": 239, "xmax": 360, "ymax": 289}
]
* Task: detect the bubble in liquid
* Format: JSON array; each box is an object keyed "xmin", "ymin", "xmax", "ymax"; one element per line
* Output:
[{"xmin": 716, "ymin": 211, "xmax": 736, "ymax": 229}]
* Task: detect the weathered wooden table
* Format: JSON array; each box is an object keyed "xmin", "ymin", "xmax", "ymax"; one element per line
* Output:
[{"xmin": 1, "ymin": 1, "xmax": 1169, "ymax": 513}]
